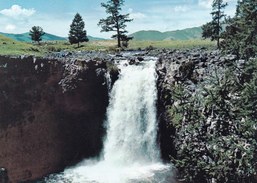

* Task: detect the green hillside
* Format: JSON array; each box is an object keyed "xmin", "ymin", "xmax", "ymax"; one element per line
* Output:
[
  {"xmin": 87, "ymin": 35, "xmax": 106, "ymax": 41},
  {"xmin": 0, "ymin": 32, "xmax": 106, "ymax": 42},
  {"xmin": 0, "ymin": 32, "xmax": 66, "ymax": 42},
  {"xmin": 130, "ymin": 27, "xmax": 203, "ymax": 41},
  {"xmin": 130, "ymin": 30, "xmax": 166, "ymax": 41},
  {"xmin": 0, "ymin": 34, "xmax": 43, "ymax": 55}
]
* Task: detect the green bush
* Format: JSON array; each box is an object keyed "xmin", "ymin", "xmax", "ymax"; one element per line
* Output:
[{"xmin": 170, "ymin": 60, "xmax": 257, "ymax": 183}]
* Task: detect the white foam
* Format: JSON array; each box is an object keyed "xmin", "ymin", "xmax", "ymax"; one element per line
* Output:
[{"xmin": 46, "ymin": 59, "xmax": 174, "ymax": 183}]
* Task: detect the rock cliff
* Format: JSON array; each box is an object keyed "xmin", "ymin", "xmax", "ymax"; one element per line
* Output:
[
  {"xmin": 155, "ymin": 49, "xmax": 237, "ymax": 160},
  {"xmin": 0, "ymin": 55, "xmax": 109, "ymax": 182}
]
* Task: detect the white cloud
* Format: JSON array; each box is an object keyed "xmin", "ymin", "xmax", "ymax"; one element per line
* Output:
[
  {"xmin": 198, "ymin": 0, "xmax": 212, "ymax": 9},
  {"xmin": 198, "ymin": 0, "xmax": 236, "ymax": 9},
  {"xmin": 130, "ymin": 12, "xmax": 146, "ymax": 19},
  {"xmin": 174, "ymin": 5, "xmax": 189, "ymax": 13},
  {"xmin": 5, "ymin": 24, "xmax": 16, "ymax": 32},
  {"xmin": 128, "ymin": 8, "xmax": 146, "ymax": 20},
  {"xmin": 0, "ymin": 5, "xmax": 35, "ymax": 19}
]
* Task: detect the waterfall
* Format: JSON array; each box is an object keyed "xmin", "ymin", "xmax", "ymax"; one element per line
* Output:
[
  {"xmin": 103, "ymin": 60, "xmax": 160, "ymax": 165},
  {"xmin": 46, "ymin": 58, "xmax": 174, "ymax": 183}
]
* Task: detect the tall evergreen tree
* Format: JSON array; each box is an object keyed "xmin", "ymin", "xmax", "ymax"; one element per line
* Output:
[
  {"xmin": 69, "ymin": 13, "xmax": 88, "ymax": 48},
  {"xmin": 221, "ymin": 0, "xmax": 257, "ymax": 60},
  {"xmin": 98, "ymin": 0, "xmax": 133, "ymax": 47},
  {"xmin": 29, "ymin": 26, "xmax": 45, "ymax": 44},
  {"xmin": 202, "ymin": 0, "xmax": 227, "ymax": 49}
]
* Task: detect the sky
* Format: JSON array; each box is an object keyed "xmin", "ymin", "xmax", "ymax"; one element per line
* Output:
[{"xmin": 0, "ymin": 0, "xmax": 238, "ymax": 38}]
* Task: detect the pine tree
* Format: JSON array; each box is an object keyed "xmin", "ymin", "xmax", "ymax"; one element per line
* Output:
[
  {"xmin": 69, "ymin": 13, "xmax": 88, "ymax": 48},
  {"xmin": 202, "ymin": 0, "xmax": 227, "ymax": 49},
  {"xmin": 29, "ymin": 26, "xmax": 45, "ymax": 44},
  {"xmin": 221, "ymin": 0, "xmax": 257, "ymax": 60},
  {"xmin": 98, "ymin": 0, "xmax": 133, "ymax": 48}
]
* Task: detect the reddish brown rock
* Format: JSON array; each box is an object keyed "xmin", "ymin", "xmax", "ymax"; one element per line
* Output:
[{"xmin": 0, "ymin": 56, "xmax": 108, "ymax": 182}]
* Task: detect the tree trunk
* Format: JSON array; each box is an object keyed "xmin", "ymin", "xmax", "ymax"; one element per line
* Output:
[
  {"xmin": 117, "ymin": 36, "xmax": 121, "ymax": 48},
  {"xmin": 217, "ymin": 2, "xmax": 221, "ymax": 49},
  {"xmin": 77, "ymin": 42, "xmax": 80, "ymax": 48},
  {"xmin": 117, "ymin": 29, "xmax": 121, "ymax": 48},
  {"xmin": 116, "ymin": 21, "xmax": 121, "ymax": 47}
]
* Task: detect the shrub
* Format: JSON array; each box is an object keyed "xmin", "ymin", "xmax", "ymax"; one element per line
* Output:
[{"xmin": 170, "ymin": 60, "xmax": 257, "ymax": 183}]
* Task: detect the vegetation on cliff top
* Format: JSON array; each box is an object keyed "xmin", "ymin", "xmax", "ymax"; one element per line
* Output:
[
  {"xmin": 98, "ymin": 0, "xmax": 133, "ymax": 47},
  {"xmin": 166, "ymin": 0, "xmax": 257, "ymax": 182},
  {"xmin": 0, "ymin": 35, "xmax": 215, "ymax": 56},
  {"xmin": 202, "ymin": 0, "xmax": 227, "ymax": 48},
  {"xmin": 29, "ymin": 26, "xmax": 45, "ymax": 44},
  {"xmin": 69, "ymin": 13, "xmax": 89, "ymax": 48},
  {"xmin": 0, "ymin": 35, "xmax": 40, "ymax": 56},
  {"xmin": 221, "ymin": 0, "xmax": 257, "ymax": 60}
]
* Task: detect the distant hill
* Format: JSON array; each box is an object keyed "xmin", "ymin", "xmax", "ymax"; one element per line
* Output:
[
  {"xmin": 87, "ymin": 35, "xmax": 106, "ymax": 41},
  {"xmin": 0, "ymin": 32, "xmax": 66, "ymax": 42},
  {"xmin": 130, "ymin": 27, "xmax": 203, "ymax": 41},
  {"xmin": 0, "ymin": 27, "xmax": 202, "ymax": 42},
  {"xmin": 0, "ymin": 32, "xmax": 106, "ymax": 42},
  {"xmin": 0, "ymin": 34, "xmax": 17, "ymax": 43}
]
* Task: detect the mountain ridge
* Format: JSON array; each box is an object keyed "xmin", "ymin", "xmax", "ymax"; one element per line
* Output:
[
  {"xmin": 0, "ymin": 26, "xmax": 203, "ymax": 42},
  {"xmin": 130, "ymin": 27, "xmax": 203, "ymax": 41},
  {"xmin": 0, "ymin": 32, "xmax": 66, "ymax": 42},
  {"xmin": 0, "ymin": 32, "xmax": 106, "ymax": 42}
]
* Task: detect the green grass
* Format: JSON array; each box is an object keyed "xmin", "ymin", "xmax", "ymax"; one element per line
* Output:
[
  {"xmin": 128, "ymin": 39, "xmax": 216, "ymax": 50},
  {"xmin": 0, "ymin": 35, "xmax": 114, "ymax": 56},
  {"xmin": 0, "ymin": 35, "xmax": 43, "ymax": 56},
  {"xmin": 0, "ymin": 35, "xmax": 215, "ymax": 56}
]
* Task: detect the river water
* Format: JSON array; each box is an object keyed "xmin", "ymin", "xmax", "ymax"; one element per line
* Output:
[{"xmin": 45, "ymin": 58, "xmax": 174, "ymax": 183}]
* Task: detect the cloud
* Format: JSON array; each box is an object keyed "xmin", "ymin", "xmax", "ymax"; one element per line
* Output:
[
  {"xmin": 128, "ymin": 8, "xmax": 146, "ymax": 20},
  {"xmin": 198, "ymin": 0, "xmax": 236, "ymax": 9},
  {"xmin": 174, "ymin": 5, "xmax": 189, "ymax": 13},
  {"xmin": 198, "ymin": 0, "xmax": 212, "ymax": 9},
  {"xmin": 130, "ymin": 12, "xmax": 146, "ymax": 19},
  {"xmin": 0, "ymin": 5, "xmax": 35, "ymax": 19},
  {"xmin": 5, "ymin": 24, "xmax": 16, "ymax": 32}
]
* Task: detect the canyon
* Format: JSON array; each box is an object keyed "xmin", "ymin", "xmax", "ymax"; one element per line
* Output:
[{"xmin": 0, "ymin": 49, "xmax": 238, "ymax": 182}]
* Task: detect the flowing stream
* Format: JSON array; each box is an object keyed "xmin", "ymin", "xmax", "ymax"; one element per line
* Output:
[{"xmin": 46, "ymin": 57, "xmax": 174, "ymax": 183}]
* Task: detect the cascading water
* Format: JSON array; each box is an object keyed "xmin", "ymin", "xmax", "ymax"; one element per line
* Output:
[
  {"xmin": 46, "ymin": 57, "xmax": 174, "ymax": 183},
  {"xmin": 104, "ymin": 59, "xmax": 160, "ymax": 165}
]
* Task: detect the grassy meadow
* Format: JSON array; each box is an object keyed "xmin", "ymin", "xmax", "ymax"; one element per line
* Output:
[
  {"xmin": 128, "ymin": 39, "xmax": 215, "ymax": 50},
  {"xmin": 0, "ymin": 35, "xmax": 40, "ymax": 56},
  {"xmin": 0, "ymin": 35, "xmax": 215, "ymax": 56}
]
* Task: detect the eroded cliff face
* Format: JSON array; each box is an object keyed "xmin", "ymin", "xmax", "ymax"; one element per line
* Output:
[
  {"xmin": 155, "ymin": 49, "xmax": 237, "ymax": 161},
  {"xmin": 0, "ymin": 55, "xmax": 109, "ymax": 182}
]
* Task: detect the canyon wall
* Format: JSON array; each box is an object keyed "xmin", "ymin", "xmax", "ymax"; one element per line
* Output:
[
  {"xmin": 0, "ymin": 55, "xmax": 109, "ymax": 182},
  {"xmin": 155, "ymin": 49, "xmax": 237, "ymax": 161},
  {"xmin": 155, "ymin": 49, "xmax": 257, "ymax": 182}
]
